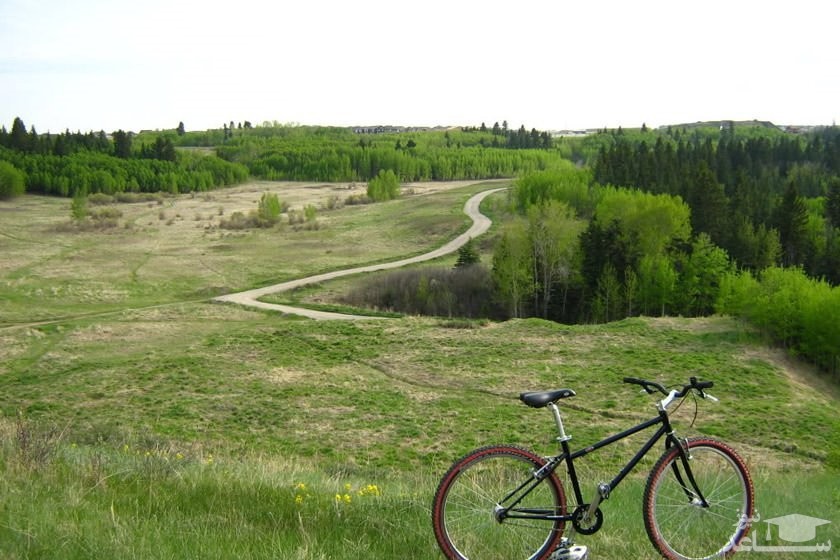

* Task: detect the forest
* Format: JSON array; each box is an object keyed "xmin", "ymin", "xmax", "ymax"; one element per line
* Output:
[
  {"xmin": 209, "ymin": 123, "xmax": 566, "ymax": 182},
  {"xmin": 341, "ymin": 123, "xmax": 840, "ymax": 376},
  {"xmin": 0, "ymin": 118, "xmax": 249, "ymax": 198},
  {"xmin": 1, "ymin": 117, "xmax": 837, "ymax": 375}
]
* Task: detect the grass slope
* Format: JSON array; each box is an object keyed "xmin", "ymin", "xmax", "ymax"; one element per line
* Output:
[{"xmin": 1, "ymin": 182, "xmax": 838, "ymax": 559}]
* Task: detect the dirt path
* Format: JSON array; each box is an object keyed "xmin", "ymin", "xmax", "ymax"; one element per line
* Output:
[{"xmin": 213, "ymin": 187, "xmax": 507, "ymax": 319}]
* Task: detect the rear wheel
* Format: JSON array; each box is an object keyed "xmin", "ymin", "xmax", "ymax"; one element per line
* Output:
[
  {"xmin": 644, "ymin": 438, "xmax": 753, "ymax": 559},
  {"xmin": 432, "ymin": 445, "xmax": 566, "ymax": 560}
]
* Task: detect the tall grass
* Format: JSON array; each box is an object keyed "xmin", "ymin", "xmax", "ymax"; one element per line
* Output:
[{"xmin": 2, "ymin": 418, "xmax": 836, "ymax": 560}]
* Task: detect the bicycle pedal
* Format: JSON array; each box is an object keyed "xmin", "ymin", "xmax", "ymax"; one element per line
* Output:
[{"xmin": 549, "ymin": 544, "xmax": 588, "ymax": 560}]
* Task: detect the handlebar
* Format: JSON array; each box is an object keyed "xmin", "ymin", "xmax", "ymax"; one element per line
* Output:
[{"xmin": 623, "ymin": 376, "xmax": 716, "ymax": 401}]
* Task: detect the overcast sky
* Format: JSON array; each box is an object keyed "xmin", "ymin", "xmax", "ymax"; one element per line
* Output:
[{"xmin": 2, "ymin": 0, "xmax": 838, "ymax": 134}]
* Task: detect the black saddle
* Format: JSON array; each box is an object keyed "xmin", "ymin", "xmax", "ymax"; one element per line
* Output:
[{"xmin": 519, "ymin": 389, "xmax": 576, "ymax": 408}]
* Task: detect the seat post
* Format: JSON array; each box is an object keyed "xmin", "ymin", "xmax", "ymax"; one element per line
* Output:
[{"xmin": 548, "ymin": 402, "xmax": 571, "ymax": 443}]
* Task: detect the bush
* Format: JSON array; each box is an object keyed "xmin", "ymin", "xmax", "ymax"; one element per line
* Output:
[
  {"xmin": 257, "ymin": 193, "xmax": 282, "ymax": 225},
  {"xmin": 88, "ymin": 207, "xmax": 122, "ymax": 228},
  {"xmin": 0, "ymin": 160, "xmax": 25, "ymax": 199},
  {"xmin": 343, "ymin": 265, "xmax": 503, "ymax": 319},
  {"xmin": 366, "ymin": 169, "xmax": 400, "ymax": 202},
  {"xmin": 345, "ymin": 193, "xmax": 372, "ymax": 205},
  {"xmin": 718, "ymin": 266, "xmax": 840, "ymax": 377},
  {"xmin": 88, "ymin": 193, "xmax": 115, "ymax": 205},
  {"xmin": 219, "ymin": 211, "xmax": 251, "ymax": 230}
]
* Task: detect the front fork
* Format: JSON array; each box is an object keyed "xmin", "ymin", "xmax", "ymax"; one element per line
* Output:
[{"xmin": 666, "ymin": 434, "xmax": 710, "ymax": 508}]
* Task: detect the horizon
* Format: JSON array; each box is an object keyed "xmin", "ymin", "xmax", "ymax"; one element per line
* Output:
[
  {"xmin": 3, "ymin": 0, "xmax": 839, "ymax": 134},
  {"xmin": 2, "ymin": 116, "xmax": 833, "ymax": 137}
]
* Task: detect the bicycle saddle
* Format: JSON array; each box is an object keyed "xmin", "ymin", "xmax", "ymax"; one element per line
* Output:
[{"xmin": 519, "ymin": 389, "xmax": 576, "ymax": 408}]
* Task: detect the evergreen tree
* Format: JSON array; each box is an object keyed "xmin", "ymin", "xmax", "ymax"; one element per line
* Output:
[
  {"xmin": 455, "ymin": 238, "xmax": 480, "ymax": 268},
  {"xmin": 177, "ymin": 121, "xmax": 186, "ymax": 136},
  {"xmin": 10, "ymin": 117, "xmax": 28, "ymax": 151},
  {"xmin": 113, "ymin": 130, "xmax": 132, "ymax": 158},
  {"xmin": 827, "ymin": 177, "xmax": 840, "ymax": 229},
  {"xmin": 774, "ymin": 182, "xmax": 809, "ymax": 266},
  {"xmin": 687, "ymin": 161, "xmax": 729, "ymax": 246}
]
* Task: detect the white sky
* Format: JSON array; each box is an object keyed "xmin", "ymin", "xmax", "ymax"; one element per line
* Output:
[{"xmin": 1, "ymin": 0, "xmax": 838, "ymax": 133}]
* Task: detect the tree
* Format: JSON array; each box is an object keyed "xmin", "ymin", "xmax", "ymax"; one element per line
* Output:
[
  {"xmin": 177, "ymin": 121, "xmax": 186, "ymax": 136},
  {"xmin": 527, "ymin": 200, "xmax": 582, "ymax": 318},
  {"xmin": 687, "ymin": 161, "xmax": 729, "ymax": 246},
  {"xmin": 367, "ymin": 169, "xmax": 400, "ymax": 201},
  {"xmin": 579, "ymin": 218, "xmax": 639, "ymax": 296},
  {"xmin": 257, "ymin": 192, "xmax": 282, "ymax": 226},
  {"xmin": 593, "ymin": 186, "xmax": 691, "ymax": 256},
  {"xmin": 150, "ymin": 136, "xmax": 177, "ymax": 161},
  {"xmin": 492, "ymin": 223, "xmax": 533, "ymax": 318},
  {"xmin": 676, "ymin": 233, "xmax": 731, "ymax": 316},
  {"xmin": 10, "ymin": 117, "xmax": 28, "ymax": 151},
  {"xmin": 455, "ymin": 238, "xmax": 480, "ymax": 268},
  {"xmin": 113, "ymin": 130, "xmax": 132, "ymax": 158},
  {"xmin": 773, "ymin": 182, "xmax": 809, "ymax": 266},
  {"xmin": 0, "ymin": 161, "xmax": 26, "ymax": 199},
  {"xmin": 637, "ymin": 254, "xmax": 677, "ymax": 316},
  {"xmin": 827, "ymin": 177, "xmax": 840, "ymax": 229},
  {"xmin": 71, "ymin": 190, "xmax": 88, "ymax": 221},
  {"xmin": 592, "ymin": 263, "xmax": 623, "ymax": 323}
]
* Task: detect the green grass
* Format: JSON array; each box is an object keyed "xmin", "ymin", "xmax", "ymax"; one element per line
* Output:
[
  {"xmin": 1, "ymin": 181, "xmax": 838, "ymax": 559},
  {"xmin": 2, "ymin": 421, "xmax": 836, "ymax": 560},
  {"xmin": 0, "ymin": 181, "xmax": 504, "ymax": 325}
]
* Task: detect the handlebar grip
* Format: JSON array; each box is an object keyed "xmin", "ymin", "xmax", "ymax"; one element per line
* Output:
[
  {"xmin": 623, "ymin": 377, "xmax": 644, "ymax": 385},
  {"xmin": 690, "ymin": 377, "xmax": 714, "ymax": 390}
]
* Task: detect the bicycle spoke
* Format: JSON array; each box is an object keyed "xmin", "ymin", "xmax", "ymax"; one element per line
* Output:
[
  {"xmin": 645, "ymin": 440, "xmax": 753, "ymax": 560},
  {"xmin": 433, "ymin": 446, "xmax": 565, "ymax": 560}
]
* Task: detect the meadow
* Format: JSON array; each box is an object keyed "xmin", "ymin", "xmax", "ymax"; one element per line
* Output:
[{"xmin": 1, "ymin": 181, "xmax": 838, "ymax": 559}]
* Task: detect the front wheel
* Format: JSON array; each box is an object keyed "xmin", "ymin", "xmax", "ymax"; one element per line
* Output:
[
  {"xmin": 644, "ymin": 438, "xmax": 754, "ymax": 560},
  {"xmin": 432, "ymin": 445, "xmax": 567, "ymax": 560}
]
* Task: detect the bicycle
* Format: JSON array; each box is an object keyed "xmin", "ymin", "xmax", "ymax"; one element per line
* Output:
[{"xmin": 431, "ymin": 377, "xmax": 754, "ymax": 560}]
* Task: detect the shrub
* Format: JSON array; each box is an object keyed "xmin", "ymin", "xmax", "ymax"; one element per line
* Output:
[
  {"xmin": 88, "ymin": 193, "xmax": 115, "ymax": 205},
  {"xmin": 0, "ymin": 161, "xmax": 25, "ymax": 199},
  {"xmin": 343, "ymin": 265, "xmax": 503, "ymax": 319},
  {"xmin": 345, "ymin": 193, "xmax": 372, "ymax": 205},
  {"xmin": 257, "ymin": 193, "xmax": 282, "ymax": 225},
  {"xmin": 367, "ymin": 169, "xmax": 400, "ymax": 202}
]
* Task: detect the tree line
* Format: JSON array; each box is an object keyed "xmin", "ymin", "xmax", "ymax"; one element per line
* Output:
[
  {"xmin": 0, "ymin": 118, "xmax": 249, "ymax": 198},
  {"xmin": 591, "ymin": 126, "xmax": 840, "ymax": 284},
  {"xmin": 211, "ymin": 124, "xmax": 566, "ymax": 182},
  {"xmin": 348, "ymin": 163, "xmax": 838, "ymax": 376}
]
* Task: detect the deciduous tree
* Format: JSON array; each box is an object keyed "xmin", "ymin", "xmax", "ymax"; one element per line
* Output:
[{"xmin": 0, "ymin": 161, "xmax": 25, "ymax": 199}]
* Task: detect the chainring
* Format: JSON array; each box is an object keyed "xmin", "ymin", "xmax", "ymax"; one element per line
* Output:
[{"xmin": 571, "ymin": 504, "xmax": 604, "ymax": 535}]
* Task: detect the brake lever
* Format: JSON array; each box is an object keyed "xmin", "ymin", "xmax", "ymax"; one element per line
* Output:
[{"xmin": 700, "ymin": 390, "xmax": 719, "ymax": 403}]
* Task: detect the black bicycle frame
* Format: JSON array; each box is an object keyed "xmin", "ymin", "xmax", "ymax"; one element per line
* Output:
[{"xmin": 501, "ymin": 407, "xmax": 688, "ymax": 522}]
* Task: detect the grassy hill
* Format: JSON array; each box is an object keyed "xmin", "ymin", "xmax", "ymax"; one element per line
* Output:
[{"xmin": 1, "ymin": 182, "xmax": 838, "ymax": 558}]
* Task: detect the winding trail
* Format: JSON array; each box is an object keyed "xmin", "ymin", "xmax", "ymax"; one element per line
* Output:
[{"xmin": 213, "ymin": 187, "xmax": 507, "ymax": 320}]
